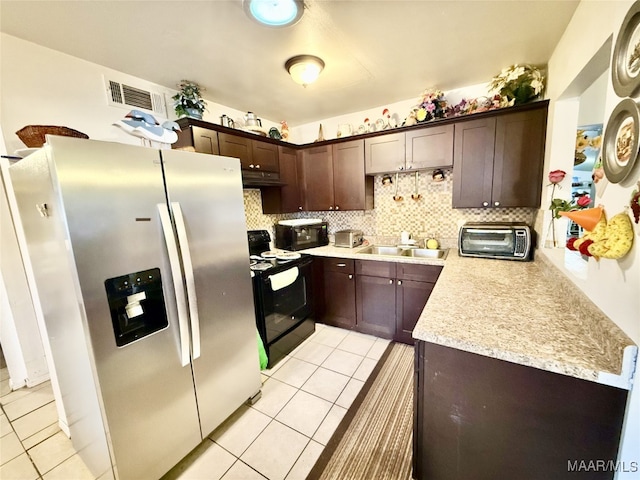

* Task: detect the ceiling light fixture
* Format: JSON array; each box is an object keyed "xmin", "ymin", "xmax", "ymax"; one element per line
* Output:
[
  {"xmin": 285, "ymin": 55, "xmax": 325, "ymax": 87},
  {"xmin": 243, "ymin": 0, "xmax": 304, "ymax": 28}
]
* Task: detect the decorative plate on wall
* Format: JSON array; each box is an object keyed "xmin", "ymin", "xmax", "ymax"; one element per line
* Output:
[
  {"xmin": 612, "ymin": 2, "xmax": 640, "ymax": 97},
  {"xmin": 602, "ymin": 98, "xmax": 640, "ymax": 185}
]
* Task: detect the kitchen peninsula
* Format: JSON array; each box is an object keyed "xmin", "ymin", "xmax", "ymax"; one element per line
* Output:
[
  {"xmin": 412, "ymin": 251, "xmax": 636, "ymax": 480},
  {"xmin": 301, "ymin": 241, "xmax": 636, "ymax": 479}
]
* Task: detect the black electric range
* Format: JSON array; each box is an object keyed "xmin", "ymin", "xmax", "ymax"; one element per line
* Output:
[{"xmin": 248, "ymin": 230, "xmax": 315, "ymax": 368}]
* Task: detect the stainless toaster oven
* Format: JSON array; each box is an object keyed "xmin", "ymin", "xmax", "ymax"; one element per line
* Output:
[{"xmin": 458, "ymin": 222, "xmax": 532, "ymax": 261}]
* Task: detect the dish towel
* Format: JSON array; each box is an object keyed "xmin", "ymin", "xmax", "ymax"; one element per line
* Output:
[
  {"xmin": 257, "ymin": 331, "xmax": 268, "ymax": 370},
  {"xmin": 269, "ymin": 267, "xmax": 299, "ymax": 291}
]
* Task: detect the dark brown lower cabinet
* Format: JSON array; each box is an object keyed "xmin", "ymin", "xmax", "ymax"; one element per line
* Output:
[
  {"xmin": 356, "ymin": 274, "xmax": 397, "ymax": 338},
  {"xmin": 395, "ymin": 280, "xmax": 435, "ymax": 344},
  {"xmin": 321, "ymin": 258, "xmax": 356, "ymax": 329},
  {"xmin": 318, "ymin": 259, "xmax": 441, "ymax": 342},
  {"xmin": 413, "ymin": 341, "xmax": 629, "ymax": 480}
]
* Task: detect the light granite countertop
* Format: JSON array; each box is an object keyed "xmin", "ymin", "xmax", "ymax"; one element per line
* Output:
[
  {"xmin": 411, "ymin": 251, "xmax": 636, "ymax": 387},
  {"xmin": 301, "ymin": 243, "xmax": 636, "ymax": 388}
]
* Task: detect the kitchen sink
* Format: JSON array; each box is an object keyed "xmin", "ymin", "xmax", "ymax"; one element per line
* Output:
[
  {"xmin": 357, "ymin": 245, "xmax": 405, "ymax": 256},
  {"xmin": 357, "ymin": 245, "xmax": 449, "ymax": 259},
  {"xmin": 401, "ymin": 248, "xmax": 449, "ymax": 259}
]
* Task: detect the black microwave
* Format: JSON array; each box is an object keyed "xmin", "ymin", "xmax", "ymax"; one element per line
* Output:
[
  {"xmin": 275, "ymin": 222, "xmax": 329, "ymax": 251},
  {"xmin": 458, "ymin": 222, "xmax": 533, "ymax": 261}
]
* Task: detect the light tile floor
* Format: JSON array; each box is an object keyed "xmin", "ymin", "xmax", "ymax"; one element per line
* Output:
[{"xmin": 0, "ymin": 325, "xmax": 389, "ymax": 480}]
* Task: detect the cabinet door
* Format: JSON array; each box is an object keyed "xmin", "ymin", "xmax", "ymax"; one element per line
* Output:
[
  {"xmin": 193, "ymin": 127, "xmax": 219, "ymax": 154},
  {"xmin": 252, "ymin": 141, "xmax": 279, "ymax": 172},
  {"xmin": 365, "ymin": 132, "xmax": 405, "ymax": 174},
  {"xmin": 452, "ymin": 118, "xmax": 496, "ymax": 208},
  {"xmin": 173, "ymin": 126, "xmax": 219, "ymax": 155},
  {"xmin": 323, "ymin": 268, "xmax": 356, "ymax": 329},
  {"xmin": 218, "ymin": 132, "xmax": 252, "ymax": 169},
  {"xmin": 406, "ymin": 125, "xmax": 454, "ymax": 170},
  {"xmin": 492, "ymin": 108, "xmax": 546, "ymax": 208},
  {"xmin": 333, "ymin": 140, "xmax": 369, "ymax": 211},
  {"xmin": 302, "ymin": 145, "xmax": 334, "ymax": 211},
  {"xmin": 395, "ymin": 280, "xmax": 435, "ymax": 345},
  {"xmin": 396, "ymin": 263, "xmax": 442, "ymax": 283},
  {"xmin": 279, "ymin": 146, "xmax": 303, "ymax": 212},
  {"xmin": 356, "ymin": 275, "xmax": 396, "ymax": 338}
]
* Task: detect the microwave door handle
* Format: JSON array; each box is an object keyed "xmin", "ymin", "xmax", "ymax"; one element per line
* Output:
[
  {"xmin": 157, "ymin": 203, "xmax": 191, "ymax": 367},
  {"xmin": 171, "ymin": 202, "xmax": 201, "ymax": 360},
  {"xmin": 466, "ymin": 229, "xmax": 511, "ymax": 234}
]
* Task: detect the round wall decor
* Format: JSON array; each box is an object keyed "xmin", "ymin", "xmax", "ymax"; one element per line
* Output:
[
  {"xmin": 602, "ymin": 98, "xmax": 640, "ymax": 184},
  {"xmin": 612, "ymin": 1, "xmax": 640, "ymax": 97}
]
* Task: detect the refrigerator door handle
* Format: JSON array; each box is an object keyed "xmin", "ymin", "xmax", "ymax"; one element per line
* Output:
[
  {"xmin": 158, "ymin": 203, "xmax": 191, "ymax": 367},
  {"xmin": 171, "ymin": 202, "xmax": 201, "ymax": 360}
]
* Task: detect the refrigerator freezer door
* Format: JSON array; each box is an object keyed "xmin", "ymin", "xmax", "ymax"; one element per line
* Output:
[
  {"xmin": 23, "ymin": 137, "xmax": 202, "ymax": 480},
  {"xmin": 162, "ymin": 149, "xmax": 262, "ymax": 436}
]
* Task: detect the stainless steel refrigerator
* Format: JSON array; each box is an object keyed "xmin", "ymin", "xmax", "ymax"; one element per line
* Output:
[{"xmin": 9, "ymin": 136, "xmax": 262, "ymax": 480}]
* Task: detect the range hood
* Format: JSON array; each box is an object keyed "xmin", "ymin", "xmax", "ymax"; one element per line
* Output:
[{"xmin": 241, "ymin": 170, "xmax": 287, "ymax": 187}]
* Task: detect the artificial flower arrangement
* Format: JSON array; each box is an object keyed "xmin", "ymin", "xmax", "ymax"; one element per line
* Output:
[
  {"xmin": 546, "ymin": 169, "xmax": 591, "ymax": 247},
  {"xmin": 548, "ymin": 170, "xmax": 591, "ymax": 219},
  {"xmin": 414, "ymin": 89, "xmax": 449, "ymax": 122},
  {"xmin": 448, "ymin": 95, "xmax": 507, "ymax": 117},
  {"xmin": 172, "ymin": 80, "xmax": 207, "ymax": 119},
  {"xmin": 403, "ymin": 64, "xmax": 544, "ymax": 127},
  {"xmin": 488, "ymin": 64, "xmax": 545, "ymax": 106}
]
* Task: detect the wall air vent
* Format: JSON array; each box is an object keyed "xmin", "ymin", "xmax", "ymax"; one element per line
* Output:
[{"xmin": 105, "ymin": 76, "xmax": 167, "ymax": 117}]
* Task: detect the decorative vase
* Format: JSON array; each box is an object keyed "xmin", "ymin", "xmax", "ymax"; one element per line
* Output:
[{"xmin": 185, "ymin": 108, "xmax": 202, "ymax": 120}]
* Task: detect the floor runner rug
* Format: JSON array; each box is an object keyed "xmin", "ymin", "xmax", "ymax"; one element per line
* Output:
[{"xmin": 307, "ymin": 342, "xmax": 414, "ymax": 480}]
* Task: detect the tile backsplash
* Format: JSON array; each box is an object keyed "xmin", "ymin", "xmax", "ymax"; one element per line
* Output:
[{"xmin": 244, "ymin": 170, "xmax": 536, "ymax": 247}]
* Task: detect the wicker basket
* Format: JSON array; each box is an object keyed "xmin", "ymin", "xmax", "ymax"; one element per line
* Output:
[{"xmin": 16, "ymin": 125, "xmax": 89, "ymax": 148}]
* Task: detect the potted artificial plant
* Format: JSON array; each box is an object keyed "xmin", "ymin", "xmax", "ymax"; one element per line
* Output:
[{"xmin": 172, "ymin": 80, "xmax": 207, "ymax": 119}]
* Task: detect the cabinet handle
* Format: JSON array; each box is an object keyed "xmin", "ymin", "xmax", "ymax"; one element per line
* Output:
[
  {"xmin": 389, "ymin": 279, "xmax": 393, "ymax": 284},
  {"xmin": 329, "ymin": 206, "xmax": 333, "ymax": 210},
  {"xmin": 482, "ymin": 201, "xmax": 489, "ymax": 207},
  {"xmin": 336, "ymin": 263, "xmax": 347, "ymax": 267},
  {"xmin": 398, "ymin": 165, "xmax": 404, "ymax": 171},
  {"xmin": 335, "ymin": 205, "xmax": 340, "ymax": 210},
  {"xmin": 255, "ymin": 164, "xmax": 261, "ymax": 169},
  {"xmin": 249, "ymin": 164, "xmax": 254, "ymax": 168},
  {"xmin": 494, "ymin": 201, "xmax": 500, "ymax": 206},
  {"xmin": 298, "ymin": 206, "xmax": 303, "ymax": 210},
  {"xmin": 407, "ymin": 165, "xmax": 413, "ymax": 170},
  {"xmin": 397, "ymin": 280, "xmax": 402, "ymax": 285},
  {"xmin": 348, "ymin": 274, "xmax": 353, "ymax": 279}
]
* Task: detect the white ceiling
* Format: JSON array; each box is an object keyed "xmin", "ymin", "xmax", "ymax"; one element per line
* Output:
[{"xmin": 0, "ymin": 0, "xmax": 579, "ymax": 126}]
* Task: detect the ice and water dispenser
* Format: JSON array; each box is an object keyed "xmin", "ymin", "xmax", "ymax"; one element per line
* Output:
[{"xmin": 104, "ymin": 268, "xmax": 169, "ymax": 346}]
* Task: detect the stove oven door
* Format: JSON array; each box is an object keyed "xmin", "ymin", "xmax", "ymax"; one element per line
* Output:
[{"xmin": 257, "ymin": 257, "xmax": 314, "ymax": 356}]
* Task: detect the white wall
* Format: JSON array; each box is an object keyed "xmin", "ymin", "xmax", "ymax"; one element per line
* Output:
[
  {"xmin": 0, "ymin": 34, "xmax": 280, "ymax": 155},
  {"xmin": 541, "ymin": 1, "xmax": 639, "ymax": 477},
  {"xmin": 289, "ymin": 83, "xmax": 489, "ymax": 144}
]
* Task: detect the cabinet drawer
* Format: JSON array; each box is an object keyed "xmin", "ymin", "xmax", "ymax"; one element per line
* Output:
[
  {"xmin": 396, "ymin": 263, "xmax": 442, "ymax": 283},
  {"xmin": 355, "ymin": 259, "xmax": 396, "ymax": 278},
  {"xmin": 323, "ymin": 257, "xmax": 354, "ymax": 274}
]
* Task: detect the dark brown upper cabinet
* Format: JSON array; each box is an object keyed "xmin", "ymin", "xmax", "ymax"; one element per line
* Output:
[
  {"xmin": 365, "ymin": 125, "xmax": 454, "ymax": 175},
  {"xmin": 218, "ymin": 132, "xmax": 279, "ymax": 173},
  {"xmin": 364, "ymin": 132, "xmax": 405, "ymax": 174},
  {"xmin": 173, "ymin": 126, "xmax": 219, "ymax": 155},
  {"xmin": 452, "ymin": 104, "xmax": 547, "ymax": 208},
  {"xmin": 262, "ymin": 146, "xmax": 304, "ymax": 214},
  {"xmin": 332, "ymin": 140, "xmax": 374, "ymax": 211},
  {"xmin": 300, "ymin": 140, "xmax": 373, "ymax": 212},
  {"xmin": 405, "ymin": 124, "xmax": 454, "ymax": 170}
]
